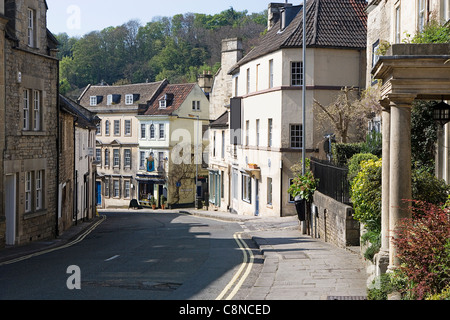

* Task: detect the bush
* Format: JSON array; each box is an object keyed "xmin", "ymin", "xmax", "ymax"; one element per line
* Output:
[
  {"xmin": 393, "ymin": 201, "xmax": 450, "ymax": 299},
  {"xmin": 331, "ymin": 142, "xmax": 364, "ymax": 166},
  {"xmin": 347, "ymin": 153, "xmax": 379, "ymax": 183},
  {"xmin": 412, "ymin": 167, "xmax": 450, "ymax": 205},
  {"xmin": 350, "ymin": 158, "xmax": 382, "ymax": 223}
]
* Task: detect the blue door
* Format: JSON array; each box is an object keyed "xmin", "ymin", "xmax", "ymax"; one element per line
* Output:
[{"xmin": 96, "ymin": 182, "xmax": 102, "ymax": 206}]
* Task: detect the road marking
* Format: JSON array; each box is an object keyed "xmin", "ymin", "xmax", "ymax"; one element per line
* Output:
[
  {"xmin": 216, "ymin": 232, "xmax": 254, "ymax": 300},
  {"xmin": 0, "ymin": 215, "xmax": 107, "ymax": 266},
  {"xmin": 105, "ymin": 255, "xmax": 120, "ymax": 262}
]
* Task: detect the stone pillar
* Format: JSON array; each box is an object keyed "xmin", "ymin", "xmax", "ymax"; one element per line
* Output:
[
  {"xmin": 376, "ymin": 100, "xmax": 390, "ymax": 275},
  {"xmin": 388, "ymin": 96, "xmax": 414, "ymax": 269}
]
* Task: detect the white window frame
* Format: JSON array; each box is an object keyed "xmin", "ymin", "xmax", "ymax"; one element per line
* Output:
[
  {"xmin": 268, "ymin": 118, "xmax": 273, "ymax": 148},
  {"xmin": 159, "ymin": 123, "xmax": 165, "ymax": 140},
  {"xmin": 124, "ymin": 119, "xmax": 131, "ymax": 136},
  {"xmin": 242, "ymin": 173, "xmax": 252, "ymax": 203},
  {"xmin": 269, "ymin": 59, "xmax": 274, "ymax": 89},
  {"xmin": 124, "ymin": 180, "xmax": 131, "ymax": 199},
  {"xmin": 36, "ymin": 170, "xmax": 43, "ymax": 210},
  {"xmin": 291, "ymin": 61, "xmax": 303, "ymax": 86},
  {"xmin": 25, "ymin": 172, "xmax": 32, "ymax": 213},
  {"xmin": 23, "ymin": 89, "xmax": 30, "ymax": 130},
  {"xmin": 140, "ymin": 124, "xmax": 146, "ymax": 139},
  {"xmin": 124, "ymin": 149, "xmax": 131, "ymax": 167},
  {"xmin": 159, "ymin": 99, "xmax": 167, "ymax": 109},
  {"xmin": 27, "ymin": 9, "xmax": 35, "ymax": 47},
  {"xmin": 267, "ymin": 177, "xmax": 273, "ymax": 205},
  {"xmin": 33, "ymin": 91, "xmax": 41, "ymax": 131},
  {"xmin": 246, "ymin": 68, "xmax": 251, "ymax": 94},
  {"xmin": 107, "ymin": 95, "xmax": 113, "ymax": 106},
  {"xmin": 114, "ymin": 120, "xmax": 120, "ymax": 136},
  {"xmin": 113, "ymin": 180, "xmax": 120, "ymax": 198},
  {"xmin": 290, "ymin": 124, "xmax": 303, "ymax": 149},
  {"xmin": 105, "ymin": 120, "xmax": 110, "ymax": 136},
  {"xmin": 104, "ymin": 149, "xmax": 110, "ymax": 167},
  {"xmin": 192, "ymin": 101, "xmax": 201, "ymax": 111},
  {"xmin": 150, "ymin": 124, "xmax": 156, "ymax": 139},
  {"xmin": 256, "ymin": 119, "xmax": 260, "ymax": 147},
  {"xmin": 90, "ymin": 96, "xmax": 97, "ymax": 106},
  {"xmin": 125, "ymin": 94, "xmax": 133, "ymax": 105},
  {"xmin": 113, "ymin": 149, "xmax": 120, "ymax": 167},
  {"xmin": 140, "ymin": 151, "xmax": 146, "ymax": 169}
]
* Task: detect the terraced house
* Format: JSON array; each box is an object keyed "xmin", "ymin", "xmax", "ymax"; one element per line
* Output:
[
  {"xmin": 214, "ymin": 0, "xmax": 367, "ymax": 217},
  {"xmin": 0, "ymin": 0, "xmax": 59, "ymax": 247}
]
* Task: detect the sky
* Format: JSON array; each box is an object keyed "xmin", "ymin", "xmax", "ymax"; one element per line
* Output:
[{"xmin": 45, "ymin": 0, "xmax": 276, "ymax": 37}]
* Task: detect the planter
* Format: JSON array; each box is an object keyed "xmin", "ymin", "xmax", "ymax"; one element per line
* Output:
[
  {"xmin": 248, "ymin": 164, "xmax": 259, "ymax": 169},
  {"xmin": 387, "ymin": 43, "xmax": 450, "ymax": 56},
  {"xmin": 151, "ymin": 204, "xmax": 156, "ymax": 210},
  {"xmin": 294, "ymin": 199, "xmax": 306, "ymax": 221}
]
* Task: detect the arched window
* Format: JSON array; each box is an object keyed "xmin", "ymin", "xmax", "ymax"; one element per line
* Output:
[{"xmin": 150, "ymin": 124, "xmax": 155, "ymax": 139}]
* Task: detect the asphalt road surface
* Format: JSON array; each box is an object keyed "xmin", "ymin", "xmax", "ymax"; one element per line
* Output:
[{"xmin": 0, "ymin": 212, "xmax": 261, "ymax": 300}]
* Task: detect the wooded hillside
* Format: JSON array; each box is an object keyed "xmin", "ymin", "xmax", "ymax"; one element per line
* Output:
[{"xmin": 57, "ymin": 8, "xmax": 267, "ymax": 97}]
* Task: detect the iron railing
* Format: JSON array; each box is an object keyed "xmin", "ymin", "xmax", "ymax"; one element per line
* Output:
[{"xmin": 310, "ymin": 157, "xmax": 351, "ymax": 205}]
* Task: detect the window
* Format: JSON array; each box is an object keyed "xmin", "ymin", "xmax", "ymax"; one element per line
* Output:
[
  {"xmin": 104, "ymin": 149, "xmax": 110, "ymax": 167},
  {"xmin": 113, "ymin": 149, "xmax": 120, "ymax": 167},
  {"xmin": 124, "ymin": 120, "xmax": 131, "ymax": 136},
  {"xmin": 256, "ymin": 119, "xmax": 260, "ymax": 147},
  {"xmin": 107, "ymin": 95, "xmax": 113, "ymax": 106},
  {"xmin": 158, "ymin": 152, "xmax": 165, "ymax": 171},
  {"xmin": 125, "ymin": 94, "xmax": 133, "ymax": 105},
  {"xmin": 114, "ymin": 120, "xmax": 120, "ymax": 136},
  {"xmin": 159, "ymin": 124, "xmax": 165, "ymax": 139},
  {"xmin": 418, "ymin": 0, "xmax": 425, "ymax": 33},
  {"xmin": 124, "ymin": 149, "xmax": 131, "ymax": 167},
  {"xmin": 213, "ymin": 131, "xmax": 216, "ymax": 158},
  {"xmin": 234, "ymin": 76, "xmax": 239, "ymax": 96},
  {"xmin": 25, "ymin": 172, "xmax": 32, "ymax": 213},
  {"xmin": 159, "ymin": 99, "xmax": 166, "ymax": 109},
  {"xmin": 256, "ymin": 64, "xmax": 260, "ymax": 91},
  {"xmin": 124, "ymin": 181, "xmax": 131, "ymax": 198},
  {"xmin": 27, "ymin": 9, "xmax": 36, "ymax": 47},
  {"xmin": 150, "ymin": 124, "xmax": 155, "ymax": 139},
  {"xmin": 242, "ymin": 173, "xmax": 252, "ymax": 203},
  {"xmin": 267, "ymin": 177, "xmax": 273, "ymax": 205},
  {"xmin": 221, "ymin": 130, "xmax": 225, "ymax": 159},
  {"xmin": 140, "ymin": 124, "xmax": 146, "ymax": 139},
  {"xmin": 113, "ymin": 180, "xmax": 120, "ymax": 198},
  {"xmin": 395, "ymin": 5, "xmax": 401, "ymax": 44},
  {"xmin": 232, "ymin": 169, "xmax": 239, "ymax": 200},
  {"xmin": 290, "ymin": 124, "xmax": 302, "ymax": 149},
  {"xmin": 36, "ymin": 171, "xmax": 43, "ymax": 210},
  {"xmin": 269, "ymin": 59, "xmax": 274, "ymax": 89},
  {"xmin": 96, "ymin": 148, "xmax": 101, "ymax": 163},
  {"xmin": 105, "ymin": 178, "xmax": 110, "ymax": 198},
  {"xmin": 90, "ymin": 96, "xmax": 97, "ymax": 106},
  {"xmin": 192, "ymin": 101, "xmax": 201, "ymax": 111},
  {"xmin": 245, "ymin": 120, "xmax": 250, "ymax": 146},
  {"xmin": 140, "ymin": 151, "xmax": 146, "ymax": 169},
  {"xmin": 23, "ymin": 89, "xmax": 30, "ymax": 130},
  {"xmin": 105, "ymin": 120, "xmax": 110, "ymax": 136},
  {"xmin": 246, "ymin": 68, "xmax": 251, "ymax": 94},
  {"xmin": 268, "ymin": 118, "xmax": 273, "ymax": 147},
  {"xmin": 33, "ymin": 91, "xmax": 41, "ymax": 131},
  {"xmin": 96, "ymin": 122, "xmax": 101, "ymax": 135},
  {"xmin": 291, "ymin": 62, "xmax": 303, "ymax": 86}
]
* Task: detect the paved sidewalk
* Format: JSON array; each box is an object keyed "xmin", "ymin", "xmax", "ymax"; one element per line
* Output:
[{"xmin": 187, "ymin": 209, "xmax": 368, "ymax": 300}]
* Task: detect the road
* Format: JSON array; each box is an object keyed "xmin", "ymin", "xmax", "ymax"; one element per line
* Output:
[{"xmin": 0, "ymin": 212, "xmax": 262, "ymax": 300}]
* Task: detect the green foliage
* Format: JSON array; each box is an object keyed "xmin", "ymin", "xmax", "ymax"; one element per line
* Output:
[
  {"xmin": 287, "ymin": 171, "xmax": 319, "ymax": 202},
  {"xmin": 406, "ymin": 20, "xmax": 450, "ymax": 43},
  {"xmin": 367, "ymin": 270, "xmax": 408, "ymax": 300},
  {"xmin": 331, "ymin": 142, "xmax": 364, "ymax": 166},
  {"xmin": 411, "ymin": 100, "xmax": 438, "ymax": 173},
  {"xmin": 350, "ymin": 158, "xmax": 382, "ymax": 223},
  {"xmin": 57, "ymin": 9, "xmax": 267, "ymax": 91},
  {"xmin": 412, "ymin": 166, "xmax": 450, "ymax": 205},
  {"xmin": 347, "ymin": 153, "xmax": 379, "ymax": 183}
]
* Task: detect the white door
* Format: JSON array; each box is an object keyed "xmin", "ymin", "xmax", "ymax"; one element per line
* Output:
[{"xmin": 5, "ymin": 174, "xmax": 16, "ymax": 245}]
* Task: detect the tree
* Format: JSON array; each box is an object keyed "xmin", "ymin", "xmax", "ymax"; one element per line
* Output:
[{"xmin": 314, "ymin": 85, "xmax": 382, "ymax": 143}]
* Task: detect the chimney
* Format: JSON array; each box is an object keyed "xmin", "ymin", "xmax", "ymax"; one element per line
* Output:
[{"xmin": 268, "ymin": 2, "xmax": 292, "ymax": 30}]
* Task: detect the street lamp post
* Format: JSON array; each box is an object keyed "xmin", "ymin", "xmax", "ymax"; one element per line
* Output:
[{"xmin": 189, "ymin": 114, "xmax": 200, "ymax": 208}]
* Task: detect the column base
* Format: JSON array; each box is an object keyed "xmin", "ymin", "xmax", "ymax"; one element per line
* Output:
[{"xmin": 374, "ymin": 249, "xmax": 389, "ymax": 276}]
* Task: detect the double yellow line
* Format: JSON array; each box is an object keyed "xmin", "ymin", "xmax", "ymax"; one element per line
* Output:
[
  {"xmin": 0, "ymin": 215, "xmax": 106, "ymax": 266},
  {"xmin": 216, "ymin": 232, "xmax": 254, "ymax": 300}
]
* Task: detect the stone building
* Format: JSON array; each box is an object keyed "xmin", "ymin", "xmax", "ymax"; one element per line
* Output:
[
  {"xmin": 58, "ymin": 95, "xmax": 98, "ymax": 234},
  {"xmin": 222, "ymin": 0, "xmax": 367, "ymax": 217},
  {"xmin": 78, "ymin": 81, "xmax": 168, "ymax": 209},
  {"xmin": 1, "ymin": 0, "xmax": 59, "ymax": 247}
]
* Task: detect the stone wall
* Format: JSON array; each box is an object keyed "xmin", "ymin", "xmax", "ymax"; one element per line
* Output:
[{"xmin": 312, "ymin": 191, "xmax": 360, "ymax": 249}]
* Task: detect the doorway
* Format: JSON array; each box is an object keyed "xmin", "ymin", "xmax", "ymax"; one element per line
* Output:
[{"xmin": 5, "ymin": 174, "xmax": 16, "ymax": 245}]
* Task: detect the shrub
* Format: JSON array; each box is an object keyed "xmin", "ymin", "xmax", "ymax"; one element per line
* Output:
[
  {"xmin": 393, "ymin": 201, "xmax": 450, "ymax": 299},
  {"xmin": 331, "ymin": 142, "xmax": 364, "ymax": 166},
  {"xmin": 412, "ymin": 167, "xmax": 450, "ymax": 205},
  {"xmin": 287, "ymin": 171, "xmax": 319, "ymax": 202},
  {"xmin": 347, "ymin": 153, "xmax": 379, "ymax": 183}
]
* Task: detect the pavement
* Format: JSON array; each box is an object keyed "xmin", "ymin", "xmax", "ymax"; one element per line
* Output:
[{"xmin": 0, "ymin": 209, "xmax": 369, "ymax": 300}]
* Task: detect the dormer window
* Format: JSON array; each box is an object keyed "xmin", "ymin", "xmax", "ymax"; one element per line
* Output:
[
  {"xmin": 90, "ymin": 96, "xmax": 97, "ymax": 106},
  {"xmin": 125, "ymin": 94, "xmax": 133, "ymax": 105},
  {"xmin": 107, "ymin": 95, "xmax": 113, "ymax": 106},
  {"xmin": 159, "ymin": 99, "xmax": 167, "ymax": 109}
]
